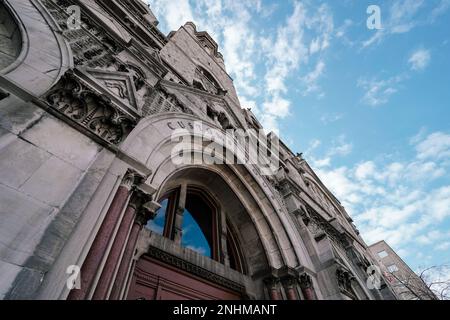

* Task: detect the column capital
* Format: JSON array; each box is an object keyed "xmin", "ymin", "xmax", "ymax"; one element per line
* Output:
[
  {"xmin": 120, "ymin": 169, "xmax": 146, "ymax": 191},
  {"xmin": 263, "ymin": 276, "xmax": 280, "ymax": 289},
  {"xmin": 281, "ymin": 275, "xmax": 298, "ymax": 289},
  {"xmin": 299, "ymin": 272, "xmax": 313, "ymax": 289},
  {"xmin": 128, "ymin": 189, "xmax": 152, "ymax": 211}
]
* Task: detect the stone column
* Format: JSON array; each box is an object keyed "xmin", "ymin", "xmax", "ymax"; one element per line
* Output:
[
  {"xmin": 91, "ymin": 190, "xmax": 153, "ymax": 300},
  {"xmin": 67, "ymin": 170, "xmax": 143, "ymax": 300},
  {"xmin": 282, "ymin": 276, "xmax": 299, "ymax": 300},
  {"xmin": 299, "ymin": 273, "xmax": 316, "ymax": 300},
  {"xmin": 264, "ymin": 277, "xmax": 282, "ymax": 300},
  {"xmin": 108, "ymin": 199, "xmax": 161, "ymax": 300}
]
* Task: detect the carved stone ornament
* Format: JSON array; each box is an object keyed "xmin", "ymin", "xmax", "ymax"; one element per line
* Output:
[
  {"xmin": 45, "ymin": 71, "xmax": 136, "ymax": 145},
  {"xmin": 281, "ymin": 275, "xmax": 298, "ymax": 289},
  {"xmin": 293, "ymin": 204, "xmax": 311, "ymax": 226},
  {"xmin": 299, "ymin": 273, "xmax": 313, "ymax": 289},
  {"xmin": 336, "ymin": 267, "xmax": 356, "ymax": 295},
  {"xmin": 144, "ymin": 246, "xmax": 244, "ymax": 293},
  {"xmin": 120, "ymin": 170, "xmax": 145, "ymax": 191},
  {"xmin": 143, "ymin": 85, "xmax": 194, "ymax": 117}
]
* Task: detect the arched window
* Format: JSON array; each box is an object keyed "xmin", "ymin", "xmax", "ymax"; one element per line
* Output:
[
  {"xmin": 182, "ymin": 190, "xmax": 218, "ymax": 259},
  {"xmin": 144, "ymin": 185, "xmax": 245, "ymax": 274},
  {"xmin": 193, "ymin": 66, "xmax": 222, "ymax": 95}
]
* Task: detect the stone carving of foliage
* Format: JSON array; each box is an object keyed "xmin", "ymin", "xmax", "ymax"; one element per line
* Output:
[{"xmin": 45, "ymin": 71, "xmax": 136, "ymax": 145}]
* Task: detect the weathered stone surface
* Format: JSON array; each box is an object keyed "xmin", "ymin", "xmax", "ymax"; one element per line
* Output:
[
  {"xmin": 20, "ymin": 156, "xmax": 83, "ymax": 207},
  {"xmin": 0, "ymin": 260, "xmax": 22, "ymax": 300},
  {"xmin": 0, "ymin": 184, "xmax": 55, "ymax": 266},
  {"xmin": 22, "ymin": 115, "xmax": 101, "ymax": 170},
  {"xmin": 0, "ymin": 136, "xmax": 50, "ymax": 189},
  {"xmin": 0, "ymin": 97, "xmax": 44, "ymax": 136}
]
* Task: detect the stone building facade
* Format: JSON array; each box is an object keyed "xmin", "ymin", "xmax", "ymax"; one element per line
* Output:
[{"xmin": 0, "ymin": 0, "xmax": 397, "ymax": 300}]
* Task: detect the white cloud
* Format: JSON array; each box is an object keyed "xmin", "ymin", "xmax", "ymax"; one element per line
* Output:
[
  {"xmin": 150, "ymin": 0, "xmax": 194, "ymax": 31},
  {"xmin": 328, "ymin": 135, "xmax": 353, "ymax": 157},
  {"xmin": 362, "ymin": 1, "xmax": 449, "ymax": 48},
  {"xmin": 320, "ymin": 113, "xmax": 343, "ymax": 125},
  {"xmin": 259, "ymin": 2, "xmax": 334, "ymax": 132},
  {"xmin": 355, "ymin": 161, "xmax": 376, "ymax": 180},
  {"xmin": 357, "ymin": 74, "xmax": 406, "ymax": 106},
  {"xmin": 415, "ymin": 132, "xmax": 450, "ymax": 161},
  {"xmin": 301, "ymin": 60, "xmax": 326, "ymax": 95},
  {"xmin": 409, "ymin": 49, "xmax": 431, "ymax": 71},
  {"xmin": 310, "ymin": 130, "xmax": 450, "ymax": 258},
  {"xmin": 430, "ymin": 0, "xmax": 450, "ymax": 22},
  {"xmin": 436, "ymin": 241, "xmax": 450, "ymax": 251}
]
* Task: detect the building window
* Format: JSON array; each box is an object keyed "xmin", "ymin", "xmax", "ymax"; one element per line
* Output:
[
  {"xmin": 145, "ymin": 185, "xmax": 247, "ymax": 274},
  {"xmin": 145, "ymin": 190, "xmax": 178, "ymax": 237},
  {"xmin": 378, "ymin": 250, "xmax": 388, "ymax": 259},
  {"xmin": 181, "ymin": 209, "xmax": 212, "ymax": 258},
  {"xmin": 145, "ymin": 186, "xmax": 221, "ymax": 261},
  {"xmin": 181, "ymin": 191, "xmax": 218, "ymax": 259},
  {"xmin": 387, "ymin": 264, "xmax": 399, "ymax": 273},
  {"xmin": 146, "ymin": 198, "xmax": 169, "ymax": 235}
]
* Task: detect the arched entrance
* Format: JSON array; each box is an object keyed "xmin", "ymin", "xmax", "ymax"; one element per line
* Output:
[{"xmin": 126, "ymin": 167, "xmax": 268, "ymax": 300}]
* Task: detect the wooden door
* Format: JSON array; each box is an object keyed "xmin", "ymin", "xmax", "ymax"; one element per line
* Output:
[{"xmin": 127, "ymin": 255, "xmax": 242, "ymax": 300}]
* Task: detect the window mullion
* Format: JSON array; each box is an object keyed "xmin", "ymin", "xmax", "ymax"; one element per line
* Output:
[{"xmin": 173, "ymin": 183, "xmax": 187, "ymax": 244}]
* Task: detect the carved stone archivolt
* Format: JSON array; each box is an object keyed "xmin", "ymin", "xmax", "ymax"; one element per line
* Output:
[{"xmin": 45, "ymin": 71, "xmax": 136, "ymax": 145}]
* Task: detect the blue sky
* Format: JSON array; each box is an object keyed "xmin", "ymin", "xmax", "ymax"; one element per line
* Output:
[{"xmin": 147, "ymin": 0, "xmax": 450, "ymax": 274}]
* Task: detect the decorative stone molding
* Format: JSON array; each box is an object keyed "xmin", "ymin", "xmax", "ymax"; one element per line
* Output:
[
  {"xmin": 305, "ymin": 204, "xmax": 346, "ymax": 245},
  {"xmin": 140, "ymin": 200, "xmax": 161, "ymax": 220},
  {"xmin": 145, "ymin": 245, "xmax": 244, "ymax": 293},
  {"xmin": 336, "ymin": 266, "xmax": 357, "ymax": 299},
  {"xmin": 41, "ymin": 0, "xmax": 122, "ymax": 69},
  {"xmin": 142, "ymin": 84, "xmax": 194, "ymax": 117},
  {"xmin": 45, "ymin": 71, "xmax": 137, "ymax": 145},
  {"xmin": 112, "ymin": 0, "xmax": 167, "ymax": 47},
  {"xmin": 193, "ymin": 66, "xmax": 226, "ymax": 96},
  {"xmin": 0, "ymin": 88, "xmax": 10, "ymax": 101},
  {"xmin": 292, "ymin": 205, "xmax": 310, "ymax": 226},
  {"xmin": 182, "ymin": 22, "xmax": 223, "ymax": 61}
]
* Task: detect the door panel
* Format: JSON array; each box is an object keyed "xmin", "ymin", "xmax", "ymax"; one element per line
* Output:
[{"xmin": 127, "ymin": 255, "xmax": 242, "ymax": 300}]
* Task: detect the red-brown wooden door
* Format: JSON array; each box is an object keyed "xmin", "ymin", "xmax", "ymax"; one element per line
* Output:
[{"xmin": 127, "ymin": 255, "xmax": 242, "ymax": 300}]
